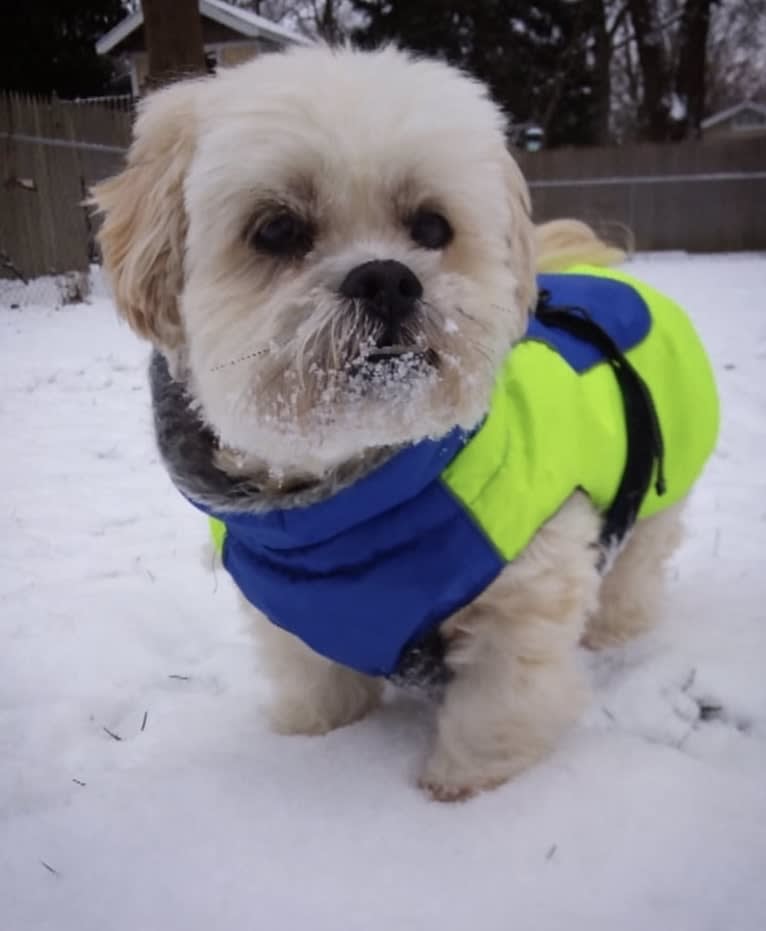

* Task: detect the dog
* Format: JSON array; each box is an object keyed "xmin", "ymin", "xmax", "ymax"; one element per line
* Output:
[{"xmin": 92, "ymin": 45, "xmax": 718, "ymax": 801}]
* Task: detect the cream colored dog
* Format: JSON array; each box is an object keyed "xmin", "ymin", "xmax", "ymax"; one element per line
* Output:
[{"xmin": 93, "ymin": 46, "xmax": 683, "ymax": 801}]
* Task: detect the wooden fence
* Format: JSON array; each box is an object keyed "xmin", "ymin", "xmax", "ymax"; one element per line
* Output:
[
  {"xmin": 0, "ymin": 93, "xmax": 131, "ymax": 280},
  {"xmin": 518, "ymin": 135, "xmax": 766, "ymax": 252},
  {"xmin": 1, "ymin": 92, "xmax": 764, "ymax": 281}
]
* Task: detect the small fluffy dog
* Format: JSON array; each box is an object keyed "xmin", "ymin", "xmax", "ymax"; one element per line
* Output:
[{"xmin": 93, "ymin": 46, "xmax": 717, "ymax": 800}]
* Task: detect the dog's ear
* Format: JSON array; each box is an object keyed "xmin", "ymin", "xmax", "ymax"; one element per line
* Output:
[
  {"xmin": 503, "ymin": 151, "xmax": 537, "ymax": 316},
  {"xmin": 91, "ymin": 80, "xmax": 203, "ymax": 348}
]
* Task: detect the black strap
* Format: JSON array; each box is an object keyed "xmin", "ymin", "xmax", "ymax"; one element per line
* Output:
[{"xmin": 535, "ymin": 290, "xmax": 667, "ymax": 554}]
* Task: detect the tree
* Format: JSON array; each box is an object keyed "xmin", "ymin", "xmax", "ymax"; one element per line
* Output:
[
  {"xmin": 142, "ymin": 0, "xmax": 206, "ymax": 88},
  {"xmin": 0, "ymin": 0, "xmax": 126, "ymax": 98},
  {"xmin": 351, "ymin": 0, "xmax": 607, "ymax": 147},
  {"xmin": 231, "ymin": 0, "xmax": 355, "ymax": 42},
  {"xmin": 616, "ymin": 0, "xmax": 716, "ymax": 141},
  {"xmin": 624, "ymin": 0, "xmax": 675, "ymax": 139},
  {"xmin": 603, "ymin": 0, "xmax": 748, "ymax": 142},
  {"xmin": 706, "ymin": 0, "xmax": 766, "ymax": 112},
  {"xmin": 674, "ymin": 0, "xmax": 715, "ymax": 136}
]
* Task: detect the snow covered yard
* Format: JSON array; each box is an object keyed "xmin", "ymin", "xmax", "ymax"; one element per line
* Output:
[{"xmin": 1, "ymin": 253, "xmax": 765, "ymax": 931}]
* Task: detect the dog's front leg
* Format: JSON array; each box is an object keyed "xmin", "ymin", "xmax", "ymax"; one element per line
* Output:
[
  {"xmin": 420, "ymin": 493, "xmax": 602, "ymax": 801},
  {"xmin": 247, "ymin": 602, "xmax": 383, "ymax": 735}
]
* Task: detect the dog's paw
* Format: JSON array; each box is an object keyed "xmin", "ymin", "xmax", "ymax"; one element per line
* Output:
[
  {"xmin": 268, "ymin": 679, "xmax": 382, "ymax": 736},
  {"xmin": 268, "ymin": 700, "xmax": 339, "ymax": 736},
  {"xmin": 418, "ymin": 773, "xmax": 508, "ymax": 803},
  {"xmin": 419, "ymin": 749, "xmax": 508, "ymax": 802},
  {"xmin": 418, "ymin": 777, "xmax": 479, "ymax": 803}
]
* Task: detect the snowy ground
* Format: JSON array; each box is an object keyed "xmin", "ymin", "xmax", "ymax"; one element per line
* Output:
[{"xmin": 1, "ymin": 254, "xmax": 765, "ymax": 931}]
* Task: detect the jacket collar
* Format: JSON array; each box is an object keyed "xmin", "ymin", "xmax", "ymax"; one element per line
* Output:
[
  {"xmin": 196, "ymin": 426, "xmax": 470, "ymax": 549},
  {"xmin": 150, "ymin": 348, "xmax": 473, "ymax": 543}
]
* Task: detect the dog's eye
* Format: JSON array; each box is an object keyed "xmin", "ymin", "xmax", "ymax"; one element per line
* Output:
[
  {"xmin": 251, "ymin": 212, "xmax": 314, "ymax": 258},
  {"xmin": 409, "ymin": 210, "xmax": 453, "ymax": 250}
]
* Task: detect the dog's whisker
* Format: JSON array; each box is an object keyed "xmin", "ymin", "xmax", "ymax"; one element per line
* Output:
[
  {"xmin": 454, "ymin": 304, "xmax": 494, "ymax": 337},
  {"xmin": 329, "ymin": 312, "xmax": 344, "ymax": 370},
  {"xmin": 419, "ymin": 299, "xmax": 494, "ymax": 366},
  {"xmin": 452, "ymin": 304, "xmax": 478, "ymax": 322},
  {"xmin": 465, "ymin": 337, "xmax": 494, "ymax": 368},
  {"xmin": 210, "ymin": 347, "xmax": 271, "ymax": 372},
  {"xmin": 421, "ymin": 299, "xmax": 491, "ymax": 340},
  {"xmin": 291, "ymin": 327, "xmax": 313, "ymax": 384},
  {"xmin": 257, "ymin": 357, "xmax": 294, "ymax": 395}
]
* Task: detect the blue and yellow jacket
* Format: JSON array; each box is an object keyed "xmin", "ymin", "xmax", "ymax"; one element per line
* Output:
[{"xmin": 199, "ymin": 266, "xmax": 718, "ymax": 678}]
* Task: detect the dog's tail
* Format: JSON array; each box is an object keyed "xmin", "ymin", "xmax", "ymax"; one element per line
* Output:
[{"xmin": 535, "ymin": 219, "xmax": 629, "ymax": 273}]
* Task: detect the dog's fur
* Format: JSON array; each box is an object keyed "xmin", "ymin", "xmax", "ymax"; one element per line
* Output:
[{"xmin": 93, "ymin": 46, "xmax": 684, "ymax": 801}]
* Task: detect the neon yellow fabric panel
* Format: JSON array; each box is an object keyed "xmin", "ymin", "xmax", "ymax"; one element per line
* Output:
[
  {"xmin": 210, "ymin": 516, "xmax": 226, "ymax": 555},
  {"xmin": 443, "ymin": 265, "xmax": 719, "ymax": 561}
]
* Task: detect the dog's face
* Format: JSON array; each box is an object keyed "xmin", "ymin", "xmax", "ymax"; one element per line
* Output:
[{"xmin": 94, "ymin": 47, "xmax": 535, "ymax": 473}]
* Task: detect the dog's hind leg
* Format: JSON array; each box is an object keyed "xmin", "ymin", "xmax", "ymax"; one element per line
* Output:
[
  {"xmin": 583, "ymin": 501, "xmax": 685, "ymax": 650},
  {"xmin": 247, "ymin": 602, "xmax": 383, "ymax": 735}
]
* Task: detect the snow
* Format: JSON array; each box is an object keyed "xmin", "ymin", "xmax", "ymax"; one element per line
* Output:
[
  {"xmin": 2, "ymin": 253, "xmax": 766, "ymax": 930},
  {"xmin": 669, "ymin": 92, "xmax": 688, "ymax": 122}
]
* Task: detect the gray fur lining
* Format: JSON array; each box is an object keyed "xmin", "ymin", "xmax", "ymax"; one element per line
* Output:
[
  {"xmin": 149, "ymin": 352, "xmax": 262, "ymax": 512},
  {"xmin": 149, "ymin": 351, "xmax": 394, "ymax": 513}
]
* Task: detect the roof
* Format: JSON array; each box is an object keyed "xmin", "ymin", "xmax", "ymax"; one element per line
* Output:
[
  {"xmin": 701, "ymin": 100, "xmax": 766, "ymax": 130},
  {"xmin": 96, "ymin": 0, "xmax": 312, "ymax": 55}
]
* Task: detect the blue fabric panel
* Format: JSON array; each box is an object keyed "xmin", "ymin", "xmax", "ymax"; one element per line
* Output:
[
  {"xmin": 219, "ymin": 426, "xmax": 468, "ymax": 550},
  {"xmin": 530, "ymin": 274, "xmax": 651, "ymax": 373},
  {"xmin": 223, "ymin": 481, "xmax": 503, "ymax": 676}
]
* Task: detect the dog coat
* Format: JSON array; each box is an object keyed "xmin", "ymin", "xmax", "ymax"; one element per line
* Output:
[{"xmin": 198, "ymin": 266, "xmax": 719, "ymax": 678}]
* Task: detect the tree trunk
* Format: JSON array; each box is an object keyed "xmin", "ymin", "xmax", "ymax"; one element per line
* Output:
[
  {"xmin": 674, "ymin": 0, "xmax": 714, "ymax": 138},
  {"xmin": 315, "ymin": 0, "xmax": 342, "ymax": 43},
  {"xmin": 142, "ymin": 0, "xmax": 206, "ymax": 90},
  {"xmin": 591, "ymin": 0, "xmax": 613, "ymax": 145},
  {"xmin": 627, "ymin": 0, "xmax": 672, "ymax": 140}
]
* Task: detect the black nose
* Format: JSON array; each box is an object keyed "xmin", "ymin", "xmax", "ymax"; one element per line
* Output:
[{"xmin": 339, "ymin": 260, "xmax": 423, "ymax": 322}]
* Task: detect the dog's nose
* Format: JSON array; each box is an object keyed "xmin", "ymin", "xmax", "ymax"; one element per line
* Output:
[{"xmin": 340, "ymin": 260, "xmax": 423, "ymax": 322}]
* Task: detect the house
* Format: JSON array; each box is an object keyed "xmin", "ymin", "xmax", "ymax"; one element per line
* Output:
[
  {"xmin": 96, "ymin": 0, "xmax": 311, "ymax": 96},
  {"xmin": 701, "ymin": 101, "xmax": 766, "ymax": 140}
]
